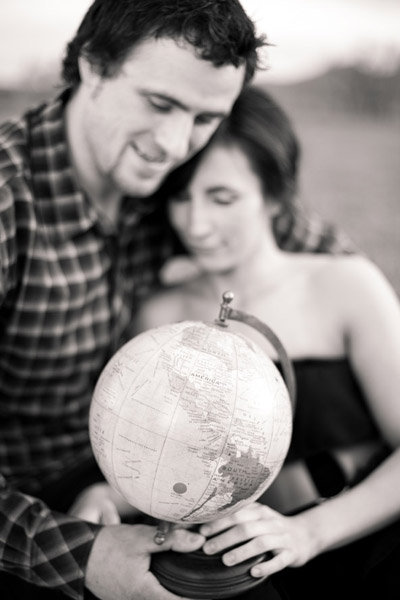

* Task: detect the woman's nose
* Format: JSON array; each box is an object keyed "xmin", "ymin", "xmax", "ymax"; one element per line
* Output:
[{"xmin": 186, "ymin": 200, "xmax": 212, "ymax": 237}]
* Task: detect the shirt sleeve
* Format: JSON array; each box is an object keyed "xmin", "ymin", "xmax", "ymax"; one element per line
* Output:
[{"xmin": 0, "ymin": 474, "xmax": 102, "ymax": 599}]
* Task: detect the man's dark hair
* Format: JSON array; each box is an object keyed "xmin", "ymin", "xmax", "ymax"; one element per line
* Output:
[{"xmin": 62, "ymin": 0, "xmax": 266, "ymax": 87}]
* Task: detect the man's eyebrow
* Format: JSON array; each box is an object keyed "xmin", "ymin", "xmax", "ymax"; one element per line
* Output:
[{"xmin": 142, "ymin": 91, "xmax": 228, "ymax": 119}]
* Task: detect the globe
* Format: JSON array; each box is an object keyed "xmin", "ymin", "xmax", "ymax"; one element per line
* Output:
[{"xmin": 89, "ymin": 318, "xmax": 293, "ymax": 525}]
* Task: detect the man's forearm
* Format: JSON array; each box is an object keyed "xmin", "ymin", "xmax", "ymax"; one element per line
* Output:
[{"xmin": 0, "ymin": 475, "xmax": 102, "ymax": 600}]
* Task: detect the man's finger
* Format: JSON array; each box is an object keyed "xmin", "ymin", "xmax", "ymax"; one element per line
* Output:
[
  {"xmin": 101, "ymin": 499, "xmax": 121, "ymax": 525},
  {"xmin": 143, "ymin": 524, "xmax": 205, "ymax": 554}
]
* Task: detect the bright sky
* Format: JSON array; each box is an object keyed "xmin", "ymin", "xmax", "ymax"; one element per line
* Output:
[{"xmin": 1, "ymin": 0, "xmax": 399, "ymax": 88}]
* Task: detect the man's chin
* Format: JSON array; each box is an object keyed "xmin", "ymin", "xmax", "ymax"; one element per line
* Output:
[{"xmin": 122, "ymin": 174, "xmax": 166, "ymax": 198}]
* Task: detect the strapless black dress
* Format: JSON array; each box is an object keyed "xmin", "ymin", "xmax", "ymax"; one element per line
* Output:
[
  {"xmin": 234, "ymin": 358, "xmax": 399, "ymax": 600},
  {"xmin": 284, "ymin": 358, "xmax": 382, "ymax": 461}
]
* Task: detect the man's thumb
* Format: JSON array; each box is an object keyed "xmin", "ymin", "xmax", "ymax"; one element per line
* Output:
[{"xmin": 151, "ymin": 525, "xmax": 205, "ymax": 554}]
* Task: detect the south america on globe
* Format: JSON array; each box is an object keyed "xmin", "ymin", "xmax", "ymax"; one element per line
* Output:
[{"xmin": 89, "ymin": 318, "xmax": 293, "ymax": 525}]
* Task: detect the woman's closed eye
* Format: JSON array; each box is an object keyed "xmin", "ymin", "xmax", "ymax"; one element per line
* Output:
[
  {"xmin": 169, "ymin": 189, "xmax": 239, "ymax": 205},
  {"xmin": 210, "ymin": 191, "xmax": 239, "ymax": 205}
]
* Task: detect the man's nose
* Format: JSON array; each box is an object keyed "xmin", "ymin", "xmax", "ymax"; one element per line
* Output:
[{"xmin": 155, "ymin": 114, "xmax": 193, "ymax": 162}]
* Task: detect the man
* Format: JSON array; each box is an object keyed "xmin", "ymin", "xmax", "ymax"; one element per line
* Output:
[
  {"xmin": 0, "ymin": 1, "xmax": 353, "ymax": 599},
  {"xmin": 0, "ymin": 2, "xmax": 264, "ymax": 599}
]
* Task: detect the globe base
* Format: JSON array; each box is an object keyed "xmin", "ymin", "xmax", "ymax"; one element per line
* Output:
[{"xmin": 151, "ymin": 547, "xmax": 269, "ymax": 599}]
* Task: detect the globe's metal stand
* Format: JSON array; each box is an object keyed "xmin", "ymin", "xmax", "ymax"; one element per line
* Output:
[
  {"xmin": 216, "ymin": 291, "xmax": 296, "ymax": 410},
  {"xmin": 151, "ymin": 291, "xmax": 296, "ymax": 599}
]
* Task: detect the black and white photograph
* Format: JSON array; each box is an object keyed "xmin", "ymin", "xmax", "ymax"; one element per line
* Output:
[{"xmin": 0, "ymin": 1, "xmax": 399, "ymax": 599}]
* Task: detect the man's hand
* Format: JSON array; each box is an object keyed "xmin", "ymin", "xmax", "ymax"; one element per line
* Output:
[{"xmin": 85, "ymin": 523, "xmax": 205, "ymax": 600}]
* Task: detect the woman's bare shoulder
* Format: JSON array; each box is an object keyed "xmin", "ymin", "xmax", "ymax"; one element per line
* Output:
[
  {"xmin": 305, "ymin": 254, "xmax": 400, "ymax": 334},
  {"xmin": 310, "ymin": 254, "xmax": 394, "ymax": 296}
]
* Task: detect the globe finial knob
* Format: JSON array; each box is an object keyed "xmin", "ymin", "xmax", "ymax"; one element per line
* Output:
[
  {"xmin": 222, "ymin": 290, "xmax": 235, "ymax": 304},
  {"xmin": 216, "ymin": 290, "xmax": 235, "ymax": 326}
]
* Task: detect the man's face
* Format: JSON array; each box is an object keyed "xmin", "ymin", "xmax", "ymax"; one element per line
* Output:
[{"xmin": 77, "ymin": 37, "xmax": 245, "ymax": 198}]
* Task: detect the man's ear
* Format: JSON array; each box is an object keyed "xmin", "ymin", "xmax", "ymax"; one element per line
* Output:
[{"xmin": 78, "ymin": 55, "xmax": 101, "ymax": 89}]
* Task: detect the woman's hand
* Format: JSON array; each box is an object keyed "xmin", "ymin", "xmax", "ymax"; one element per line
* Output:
[
  {"xmin": 199, "ymin": 502, "xmax": 318, "ymax": 579},
  {"xmin": 68, "ymin": 482, "xmax": 142, "ymax": 524}
]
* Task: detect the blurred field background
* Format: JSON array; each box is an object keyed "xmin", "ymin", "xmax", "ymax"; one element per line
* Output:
[
  {"xmin": 267, "ymin": 66, "xmax": 400, "ymax": 295},
  {"xmin": 0, "ymin": 0, "xmax": 399, "ymax": 294}
]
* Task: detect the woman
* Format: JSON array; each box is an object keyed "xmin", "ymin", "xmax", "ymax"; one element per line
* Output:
[{"xmin": 132, "ymin": 86, "xmax": 400, "ymax": 599}]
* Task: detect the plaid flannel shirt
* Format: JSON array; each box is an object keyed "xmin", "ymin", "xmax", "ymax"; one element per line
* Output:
[
  {"xmin": 0, "ymin": 89, "xmax": 355, "ymax": 598},
  {"xmin": 0, "ymin": 90, "xmax": 167, "ymax": 598}
]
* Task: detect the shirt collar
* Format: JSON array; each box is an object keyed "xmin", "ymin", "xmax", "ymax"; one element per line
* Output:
[{"xmin": 29, "ymin": 88, "xmax": 158, "ymax": 242}]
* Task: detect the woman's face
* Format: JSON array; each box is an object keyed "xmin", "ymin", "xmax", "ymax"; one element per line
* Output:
[{"xmin": 168, "ymin": 142, "xmax": 272, "ymax": 273}]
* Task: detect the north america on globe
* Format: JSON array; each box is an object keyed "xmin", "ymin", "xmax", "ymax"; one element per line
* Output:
[{"xmin": 89, "ymin": 320, "xmax": 292, "ymax": 524}]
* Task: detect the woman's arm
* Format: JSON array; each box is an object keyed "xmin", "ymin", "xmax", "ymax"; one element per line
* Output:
[{"xmin": 199, "ymin": 256, "xmax": 400, "ymax": 577}]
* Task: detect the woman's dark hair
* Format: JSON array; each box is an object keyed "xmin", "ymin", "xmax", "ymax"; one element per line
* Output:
[
  {"xmin": 159, "ymin": 86, "xmax": 300, "ymax": 208},
  {"xmin": 62, "ymin": 0, "xmax": 266, "ymax": 87}
]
